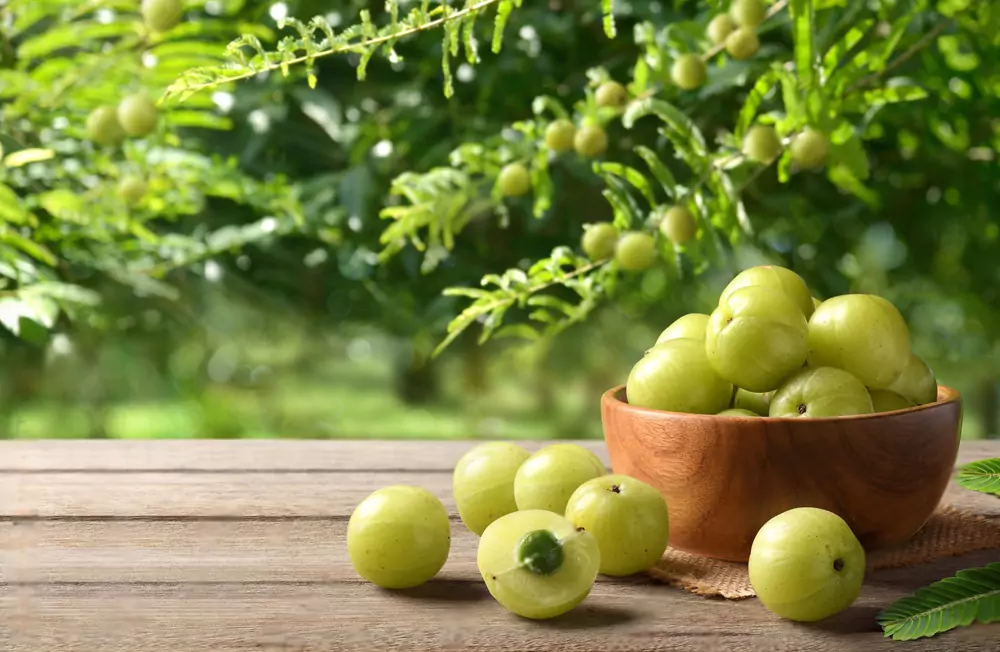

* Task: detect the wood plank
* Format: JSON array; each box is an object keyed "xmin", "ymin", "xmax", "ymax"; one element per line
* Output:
[
  {"xmin": 3, "ymin": 519, "xmax": 480, "ymax": 584},
  {"xmin": 4, "ymin": 557, "xmax": 1000, "ymax": 652},
  {"xmin": 3, "ymin": 468, "xmax": 997, "ymax": 521},
  {"xmin": 0, "ymin": 471, "xmax": 457, "ymax": 518},
  {"xmin": 0, "ymin": 439, "xmax": 609, "ymax": 472},
  {"xmin": 2, "ymin": 484, "xmax": 996, "ymax": 585},
  {"xmin": 1, "ymin": 438, "xmax": 994, "ymax": 472}
]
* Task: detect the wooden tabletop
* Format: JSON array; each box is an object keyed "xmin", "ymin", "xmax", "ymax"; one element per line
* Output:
[{"xmin": 1, "ymin": 439, "xmax": 998, "ymax": 652}]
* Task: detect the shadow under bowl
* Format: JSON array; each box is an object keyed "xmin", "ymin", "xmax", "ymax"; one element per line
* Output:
[{"xmin": 600, "ymin": 384, "xmax": 962, "ymax": 562}]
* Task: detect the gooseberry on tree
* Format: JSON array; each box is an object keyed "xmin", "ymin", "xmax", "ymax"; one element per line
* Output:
[
  {"xmin": 730, "ymin": 0, "xmax": 767, "ymax": 28},
  {"xmin": 594, "ymin": 81, "xmax": 628, "ymax": 108},
  {"xmin": 581, "ymin": 222, "xmax": 619, "ymax": 261},
  {"xmin": 658, "ymin": 205, "xmax": 696, "ymax": 245},
  {"xmin": 670, "ymin": 54, "xmax": 707, "ymax": 91},
  {"xmin": 707, "ymin": 14, "xmax": 737, "ymax": 45},
  {"xmin": 117, "ymin": 94, "xmax": 159, "ymax": 137},
  {"xmin": 725, "ymin": 27, "xmax": 760, "ymax": 60},
  {"xmin": 573, "ymin": 124, "xmax": 608, "ymax": 158},
  {"xmin": 743, "ymin": 125, "xmax": 783, "ymax": 163},
  {"xmin": 498, "ymin": 162, "xmax": 531, "ymax": 197},
  {"xmin": 790, "ymin": 128, "xmax": 830, "ymax": 169},
  {"xmin": 86, "ymin": 106, "xmax": 126, "ymax": 146},
  {"xmin": 544, "ymin": 119, "xmax": 576, "ymax": 152},
  {"xmin": 615, "ymin": 232, "xmax": 656, "ymax": 271},
  {"xmin": 141, "ymin": 0, "xmax": 184, "ymax": 33}
]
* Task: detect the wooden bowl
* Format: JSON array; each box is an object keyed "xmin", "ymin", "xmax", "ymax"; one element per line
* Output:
[{"xmin": 600, "ymin": 384, "xmax": 962, "ymax": 562}]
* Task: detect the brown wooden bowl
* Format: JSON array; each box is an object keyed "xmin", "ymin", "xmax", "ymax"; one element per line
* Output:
[{"xmin": 600, "ymin": 384, "xmax": 962, "ymax": 562}]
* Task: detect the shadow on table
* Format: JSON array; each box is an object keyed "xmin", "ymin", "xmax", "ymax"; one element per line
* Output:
[
  {"xmin": 542, "ymin": 605, "xmax": 638, "ymax": 630},
  {"xmin": 793, "ymin": 605, "xmax": 883, "ymax": 635},
  {"xmin": 387, "ymin": 580, "xmax": 491, "ymax": 603}
]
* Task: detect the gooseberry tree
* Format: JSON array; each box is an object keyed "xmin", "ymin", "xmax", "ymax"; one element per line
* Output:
[
  {"xmin": 0, "ymin": 0, "xmax": 310, "ymax": 349},
  {"xmin": 162, "ymin": 0, "xmax": 998, "ymax": 383}
]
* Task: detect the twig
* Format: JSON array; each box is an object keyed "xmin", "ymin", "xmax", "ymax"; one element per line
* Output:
[
  {"xmin": 845, "ymin": 17, "xmax": 954, "ymax": 93},
  {"xmin": 168, "ymin": 0, "xmax": 504, "ymax": 97},
  {"xmin": 702, "ymin": 0, "xmax": 790, "ymax": 62}
]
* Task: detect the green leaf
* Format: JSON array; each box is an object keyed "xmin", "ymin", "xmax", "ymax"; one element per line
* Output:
[
  {"xmin": 622, "ymin": 98, "xmax": 706, "ymax": 155},
  {"xmin": 735, "ymin": 67, "xmax": 780, "ymax": 140},
  {"xmin": 594, "ymin": 162, "xmax": 657, "ymax": 208},
  {"xmin": 633, "ymin": 146, "xmax": 677, "ymax": 199},
  {"xmin": 0, "ymin": 231, "xmax": 57, "ymax": 266},
  {"xmin": 876, "ymin": 562, "xmax": 1000, "ymax": 641},
  {"xmin": 956, "ymin": 458, "xmax": 1000, "ymax": 496},
  {"xmin": 3, "ymin": 148, "xmax": 55, "ymax": 168},
  {"xmin": 0, "ymin": 184, "xmax": 33, "ymax": 224},
  {"xmin": 601, "ymin": 0, "xmax": 616, "ymax": 38},
  {"xmin": 789, "ymin": 0, "xmax": 816, "ymax": 90},
  {"xmin": 863, "ymin": 81, "xmax": 929, "ymax": 106}
]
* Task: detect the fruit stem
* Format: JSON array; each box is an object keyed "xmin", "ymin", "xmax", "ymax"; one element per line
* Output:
[{"xmin": 516, "ymin": 529, "xmax": 564, "ymax": 576}]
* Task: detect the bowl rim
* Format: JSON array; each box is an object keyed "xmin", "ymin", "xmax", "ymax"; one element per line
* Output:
[{"xmin": 602, "ymin": 383, "xmax": 961, "ymax": 423}]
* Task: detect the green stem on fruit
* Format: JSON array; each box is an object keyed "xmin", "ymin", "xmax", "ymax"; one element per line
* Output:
[{"xmin": 516, "ymin": 529, "xmax": 565, "ymax": 576}]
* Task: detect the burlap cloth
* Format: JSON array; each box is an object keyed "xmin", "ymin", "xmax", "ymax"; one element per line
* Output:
[{"xmin": 647, "ymin": 503, "xmax": 1000, "ymax": 599}]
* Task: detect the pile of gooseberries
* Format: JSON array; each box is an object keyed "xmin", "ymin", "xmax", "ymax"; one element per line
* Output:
[
  {"xmin": 348, "ymin": 437, "xmax": 871, "ymax": 623},
  {"xmin": 626, "ymin": 264, "xmax": 937, "ymax": 418},
  {"xmin": 347, "ymin": 441, "xmax": 671, "ymax": 619}
]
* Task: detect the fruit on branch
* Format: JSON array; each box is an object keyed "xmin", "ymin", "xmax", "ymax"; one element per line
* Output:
[
  {"xmin": 347, "ymin": 485, "xmax": 450, "ymax": 589},
  {"xmin": 730, "ymin": 0, "xmax": 767, "ymax": 28},
  {"xmin": 743, "ymin": 124, "xmax": 782, "ymax": 163},
  {"xmin": 581, "ymin": 222, "xmax": 619, "ymax": 261},
  {"xmin": 544, "ymin": 119, "xmax": 577, "ymax": 153},
  {"xmin": 141, "ymin": 0, "xmax": 184, "ymax": 33},
  {"xmin": 564, "ymin": 474, "xmax": 670, "ymax": 576},
  {"xmin": 85, "ymin": 106, "xmax": 126, "ymax": 146},
  {"xmin": 478, "ymin": 509, "xmax": 600, "ymax": 619},
  {"xmin": 749, "ymin": 507, "xmax": 865, "ymax": 622},
  {"xmin": 117, "ymin": 94, "xmax": 159, "ymax": 137},
  {"xmin": 706, "ymin": 285, "xmax": 809, "ymax": 392},
  {"xmin": 670, "ymin": 54, "xmax": 707, "ymax": 91},
  {"xmin": 117, "ymin": 175, "xmax": 148, "ymax": 205},
  {"xmin": 573, "ymin": 124, "xmax": 608, "ymax": 158},
  {"xmin": 626, "ymin": 337, "xmax": 733, "ymax": 413},
  {"xmin": 658, "ymin": 205, "xmax": 696, "ymax": 244},
  {"xmin": 615, "ymin": 232, "xmax": 656, "ymax": 271},
  {"xmin": 806, "ymin": 294, "xmax": 911, "ymax": 389},
  {"xmin": 719, "ymin": 265, "xmax": 815, "ymax": 319},
  {"xmin": 707, "ymin": 14, "xmax": 737, "ymax": 45},
  {"xmin": 869, "ymin": 390, "xmax": 913, "ymax": 413},
  {"xmin": 513, "ymin": 444, "xmax": 606, "ymax": 515},
  {"xmin": 453, "ymin": 441, "xmax": 531, "ymax": 536},
  {"xmin": 769, "ymin": 366, "xmax": 874, "ymax": 418},
  {"xmin": 725, "ymin": 27, "xmax": 760, "ymax": 60},
  {"xmin": 655, "ymin": 312, "xmax": 710, "ymax": 344},
  {"xmin": 790, "ymin": 127, "xmax": 830, "ymax": 169},
  {"xmin": 498, "ymin": 162, "xmax": 532, "ymax": 197},
  {"xmin": 595, "ymin": 81, "xmax": 629, "ymax": 108},
  {"xmin": 886, "ymin": 352, "xmax": 938, "ymax": 405}
]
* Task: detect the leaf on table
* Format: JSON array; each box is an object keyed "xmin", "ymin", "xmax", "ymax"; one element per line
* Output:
[
  {"xmin": 956, "ymin": 458, "xmax": 1000, "ymax": 496},
  {"xmin": 876, "ymin": 562, "xmax": 1000, "ymax": 641}
]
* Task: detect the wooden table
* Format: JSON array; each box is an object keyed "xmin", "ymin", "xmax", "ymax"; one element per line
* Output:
[{"xmin": 1, "ymin": 439, "xmax": 998, "ymax": 651}]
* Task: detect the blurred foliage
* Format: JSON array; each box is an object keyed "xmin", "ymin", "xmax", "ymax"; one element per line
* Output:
[{"xmin": 0, "ymin": 0, "xmax": 997, "ymax": 440}]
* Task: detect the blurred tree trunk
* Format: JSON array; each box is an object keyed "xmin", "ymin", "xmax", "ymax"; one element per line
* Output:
[
  {"xmin": 978, "ymin": 376, "xmax": 998, "ymax": 439},
  {"xmin": 461, "ymin": 326, "xmax": 489, "ymax": 397},
  {"xmin": 393, "ymin": 338, "xmax": 440, "ymax": 405}
]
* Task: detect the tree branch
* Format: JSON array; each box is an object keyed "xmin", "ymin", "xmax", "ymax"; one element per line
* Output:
[{"xmin": 845, "ymin": 17, "xmax": 954, "ymax": 93}]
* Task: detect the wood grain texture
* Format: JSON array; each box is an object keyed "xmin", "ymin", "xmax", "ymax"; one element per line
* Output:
[
  {"xmin": 602, "ymin": 385, "xmax": 965, "ymax": 562},
  {"xmin": 1, "ymin": 439, "xmax": 998, "ymax": 652}
]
